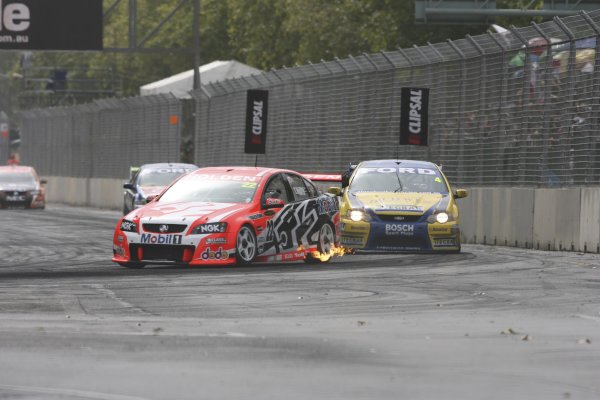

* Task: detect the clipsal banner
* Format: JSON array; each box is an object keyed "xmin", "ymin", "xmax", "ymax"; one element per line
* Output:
[
  {"xmin": 244, "ymin": 89, "xmax": 269, "ymax": 154},
  {"xmin": 400, "ymin": 87, "xmax": 429, "ymax": 146},
  {"xmin": 0, "ymin": 0, "xmax": 102, "ymax": 50}
]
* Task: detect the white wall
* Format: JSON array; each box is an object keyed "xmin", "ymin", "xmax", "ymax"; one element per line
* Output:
[
  {"xmin": 45, "ymin": 176, "xmax": 124, "ymax": 210},
  {"xmin": 460, "ymin": 187, "xmax": 600, "ymax": 253}
]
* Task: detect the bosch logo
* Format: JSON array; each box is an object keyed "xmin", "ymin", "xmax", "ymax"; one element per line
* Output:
[
  {"xmin": 159, "ymin": 224, "xmax": 169, "ymax": 233},
  {"xmin": 386, "ymin": 224, "xmax": 414, "ymax": 233}
]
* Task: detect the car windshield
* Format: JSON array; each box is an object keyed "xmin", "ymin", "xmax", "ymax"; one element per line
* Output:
[
  {"xmin": 0, "ymin": 172, "xmax": 36, "ymax": 186},
  {"xmin": 349, "ymin": 166, "xmax": 449, "ymax": 194},
  {"xmin": 158, "ymin": 175, "xmax": 261, "ymax": 204},
  {"xmin": 138, "ymin": 168, "xmax": 192, "ymax": 187}
]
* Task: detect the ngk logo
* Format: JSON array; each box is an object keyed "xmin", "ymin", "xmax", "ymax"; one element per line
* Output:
[{"xmin": 0, "ymin": 2, "xmax": 30, "ymax": 32}]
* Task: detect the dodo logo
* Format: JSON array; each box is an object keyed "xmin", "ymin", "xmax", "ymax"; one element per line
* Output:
[{"xmin": 201, "ymin": 247, "xmax": 229, "ymax": 260}]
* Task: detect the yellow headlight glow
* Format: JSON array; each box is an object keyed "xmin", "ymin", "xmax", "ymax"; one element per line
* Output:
[
  {"xmin": 350, "ymin": 210, "xmax": 364, "ymax": 222},
  {"xmin": 436, "ymin": 212, "xmax": 449, "ymax": 224}
]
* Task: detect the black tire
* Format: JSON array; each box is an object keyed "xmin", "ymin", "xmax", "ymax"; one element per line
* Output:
[
  {"xmin": 236, "ymin": 225, "xmax": 257, "ymax": 265},
  {"xmin": 123, "ymin": 203, "xmax": 130, "ymax": 216},
  {"xmin": 304, "ymin": 222, "xmax": 335, "ymax": 264},
  {"xmin": 117, "ymin": 262, "xmax": 146, "ymax": 269}
]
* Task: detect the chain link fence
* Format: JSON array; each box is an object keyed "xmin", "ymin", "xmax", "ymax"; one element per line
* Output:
[
  {"xmin": 15, "ymin": 11, "xmax": 600, "ymax": 187},
  {"xmin": 19, "ymin": 94, "xmax": 181, "ymax": 179},
  {"xmin": 193, "ymin": 10, "xmax": 600, "ymax": 187}
]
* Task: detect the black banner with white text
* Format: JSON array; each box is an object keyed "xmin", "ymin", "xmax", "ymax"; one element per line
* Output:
[
  {"xmin": 0, "ymin": 0, "xmax": 102, "ymax": 50},
  {"xmin": 244, "ymin": 90, "xmax": 269, "ymax": 154},
  {"xmin": 400, "ymin": 87, "xmax": 429, "ymax": 146}
]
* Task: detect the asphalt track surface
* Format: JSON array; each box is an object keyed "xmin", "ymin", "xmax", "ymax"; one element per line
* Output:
[{"xmin": 1, "ymin": 205, "xmax": 599, "ymax": 400}]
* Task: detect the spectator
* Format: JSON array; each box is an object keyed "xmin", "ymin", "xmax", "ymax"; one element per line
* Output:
[{"xmin": 7, "ymin": 154, "xmax": 19, "ymax": 165}]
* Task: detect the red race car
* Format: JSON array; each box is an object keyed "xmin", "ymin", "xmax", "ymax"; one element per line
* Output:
[{"xmin": 112, "ymin": 166, "xmax": 340, "ymax": 267}]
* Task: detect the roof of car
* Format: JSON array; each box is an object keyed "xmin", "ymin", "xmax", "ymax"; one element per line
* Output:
[
  {"xmin": 190, "ymin": 166, "xmax": 296, "ymax": 178},
  {"xmin": 140, "ymin": 163, "xmax": 199, "ymax": 170},
  {"xmin": 0, "ymin": 165, "xmax": 37, "ymax": 173},
  {"xmin": 358, "ymin": 159, "xmax": 438, "ymax": 169}
]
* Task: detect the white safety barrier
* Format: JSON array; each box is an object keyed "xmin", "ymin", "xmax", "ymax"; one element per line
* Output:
[{"xmin": 460, "ymin": 187, "xmax": 600, "ymax": 253}]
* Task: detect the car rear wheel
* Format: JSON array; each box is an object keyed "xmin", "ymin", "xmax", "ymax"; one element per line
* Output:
[
  {"xmin": 236, "ymin": 225, "xmax": 257, "ymax": 265},
  {"xmin": 305, "ymin": 222, "xmax": 335, "ymax": 264}
]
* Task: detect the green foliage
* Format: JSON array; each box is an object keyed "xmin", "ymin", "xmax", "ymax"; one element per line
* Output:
[{"xmin": 7, "ymin": 0, "xmax": 548, "ymax": 104}]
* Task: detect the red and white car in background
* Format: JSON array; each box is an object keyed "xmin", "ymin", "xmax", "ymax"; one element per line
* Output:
[
  {"xmin": 113, "ymin": 166, "xmax": 340, "ymax": 267},
  {"xmin": 0, "ymin": 165, "xmax": 46, "ymax": 209}
]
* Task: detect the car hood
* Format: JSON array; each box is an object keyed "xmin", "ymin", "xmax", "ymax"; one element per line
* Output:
[
  {"xmin": 128, "ymin": 201, "xmax": 249, "ymax": 223},
  {"xmin": 350, "ymin": 192, "xmax": 447, "ymax": 214},
  {"xmin": 0, "ymin": 184, "xmax": 37, "ymax": 192},
  {"xmin": 138, "ymin": 186, "xmax": 165, "ymax": 198}
]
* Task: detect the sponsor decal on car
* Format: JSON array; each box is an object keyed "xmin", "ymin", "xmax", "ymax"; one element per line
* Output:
[
  {"xmin": 431, "ymin": 226, "xmax": 451, "ymax": 233},
  {"xmin": 206, "ymin": 237, "xmax": 227, "ymax": 245},
  {"xmin": 341, "ymin": 235, "xmax": 365, "ymax": 246},
  {"xmin": 317, "ymin": 197, "xmax": 339, "ymax": 214},
  {"xmin": 385, "ymin": 224, "xmax": 415, "ymax": 236},
  {"xmin": 190, "ymin": 174, "xmax": 259, "ymax": 182},
  {"xmin": 345, "ymin": 224, "xmax": 369, "ymax": 232},
  {"xmin": 113, "ymin": 244, "xmax": 126, "ymax": 257},
  {"xmin": 361, "ymin": 167, "xmax": 437, "ymax": 175},
  {"xmin": 193, "ymin": 222, "xmax": 227, "ymax": 234},
  {"xmin": 375, "ymin": 205, "xmax": 423, "ymax": 212},
  {"xmin": 376, "ymin": 246, "xmax": 421, "ymax": 251},
  {"xmin": 433, "ymin": 238, "xmax": 457, "ymax": 247},
  {"xmin": 201, "ymin": 247, "xmax": 229, "ymax": 260},
  {"xmin": 140, "ymin": 233, "xmax": 182, "ymax": 245}
]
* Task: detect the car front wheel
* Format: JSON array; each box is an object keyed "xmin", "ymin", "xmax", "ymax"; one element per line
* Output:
[{"xmin": 236, "ymin": 225, "xmax": 257, "ymax": 265}]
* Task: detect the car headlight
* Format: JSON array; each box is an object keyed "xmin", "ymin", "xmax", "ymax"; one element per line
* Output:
[
  {"xmin": 347, "ymin": 209, "xmax": 370, "ymax": 222},
  {"xmin": 192, "ymin": 222, "xmax": 228, "ymax": 234},
  {"xmin": 436, "ymin": 212, "xmax": 449, "ymax": 223},
  {"xmin": 427, "ymin": 212, "xmax": 452, "ymax": 224},
  {"xmin": 120, "ymin": 219, "xmax": 138, "ymax": 233}
]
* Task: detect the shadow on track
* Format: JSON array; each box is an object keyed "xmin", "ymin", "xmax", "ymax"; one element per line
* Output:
[{"xmin": 0, "ymin": 252, "xmax": 475, "ymax": 281}]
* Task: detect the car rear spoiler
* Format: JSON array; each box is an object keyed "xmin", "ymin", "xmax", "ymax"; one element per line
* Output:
[{"xmin": 301, "ymin": 173, "xmax": 342, "ymax": 182}]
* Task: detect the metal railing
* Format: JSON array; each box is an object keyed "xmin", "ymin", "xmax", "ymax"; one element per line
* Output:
[
  {"xmin": 16, "ymin": 10, "xmax": 600, "ymax": 186},
  {"xmin": 193, "ymin": 10, "xmax": 600, "ymax": 187},
  {"xmin": 19, "ymin": 94, "xmax": 181, "ymax": 179}
]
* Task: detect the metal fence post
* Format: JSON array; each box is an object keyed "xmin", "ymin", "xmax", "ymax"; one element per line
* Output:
[
  {"xmin": 446, "ymin": 39, "xmax": 467, "ymax": 184},
  {"xmin": 531, "ymin": 22, "xmax": 555, "ymax": 187},
  {"xmin": 487, "ymin": 31, "xmax": 510, "ymax": 184},
  {"xmin": 580, "ymin": 10, "xmax": 600, "ymax": 183},
  {"xmin": 466, "ymin": 35, "xmax": 487, "ymax": 185},
  {"xmin": 509, "ymin": 25, "xmax": 533, "ymax": 186},
  {"xmin": 554, "ymin": 16, "xmax": 578, "ymax": 185}
]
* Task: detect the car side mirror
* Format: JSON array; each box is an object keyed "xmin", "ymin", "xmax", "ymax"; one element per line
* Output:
[
  {"xmin": 264, "ymin": 197, "xmax": 285, "ymax": 209},
  {"xmin": 327, "ymin": 187, "xmax": 342, "ymax": 196},
  {"xmin": 40, "ymin": 179, "xmax": 47, "ymax": 185},
  {"xmin": 454, "ymin": 189, "xmax": 468, "ymax": 199},
  {"xmin": 123, "ymin": 182, "xmax": 135, "ymax": 191}
]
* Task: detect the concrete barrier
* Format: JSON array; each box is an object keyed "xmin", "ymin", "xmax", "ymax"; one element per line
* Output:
[
  {"xmin": 579, "ymin": 188, "xmax": 600, "ymax": 253},
  {"xmin": 533, "ymin": 188, "xmax": 581, "ymax": 251},
  {"xmin": 44, "ymin": 176, "xmax": 123, "ymax": 210}
]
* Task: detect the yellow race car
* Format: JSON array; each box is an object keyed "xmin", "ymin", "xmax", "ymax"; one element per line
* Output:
[{"xmin": 331, "ymin": 160, "xmax": 467, "ymax": 253}]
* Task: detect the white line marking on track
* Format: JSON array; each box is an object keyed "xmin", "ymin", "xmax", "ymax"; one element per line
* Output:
[{"xmin": 0, "ymin": 384, "xmax": 150, "ymax": 400}]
